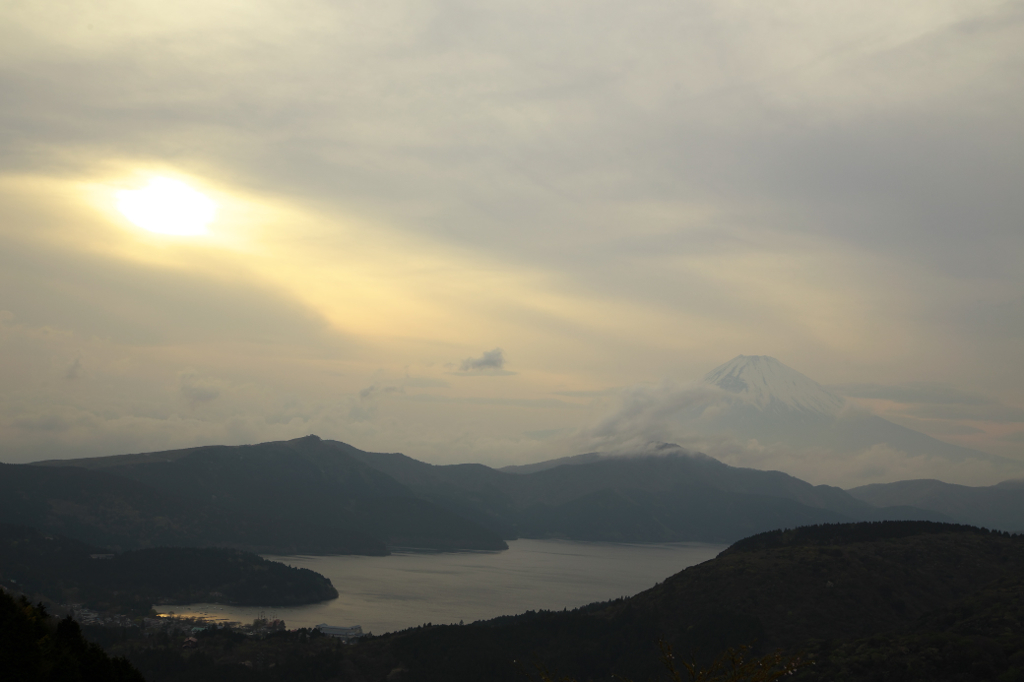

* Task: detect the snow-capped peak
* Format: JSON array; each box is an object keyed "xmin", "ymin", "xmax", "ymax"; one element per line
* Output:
[{"xmin": 702, "ymin": 355, "xmax": 846, "ymax": 416}]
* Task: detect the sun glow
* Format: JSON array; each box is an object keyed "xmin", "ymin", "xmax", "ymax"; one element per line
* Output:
[{"xmin": 116, "ymin": 177, "xmax": 217, "ymax": 236}]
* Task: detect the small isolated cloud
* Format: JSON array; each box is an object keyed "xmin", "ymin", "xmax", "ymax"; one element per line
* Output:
[
  {"xmin": 359, "ymin": 384, "xmax": 404, "ymax": 400},
  {"xmin": 461, "ymin": 348, "xmax": 505, "ymax": 371},
  {"xmin": 178, "ymin": 372, "xmax": 223, "ymax": 407},
  {"xmin": 452, "ymin": 348, "xmax": 517, "ymax": 376},
  {"xmin": 350, "ymin": 384, "xmax": 405, "ymax": 422}
]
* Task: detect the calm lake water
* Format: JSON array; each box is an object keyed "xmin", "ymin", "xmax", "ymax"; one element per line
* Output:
[{"xmin": 156, "ymin": 539, "xmax": 725, "ymax": 634}]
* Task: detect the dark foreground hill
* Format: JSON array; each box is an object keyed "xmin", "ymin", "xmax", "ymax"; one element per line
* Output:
[
  {"xmin": 98, "ymin": 521, "xmax": 1024, "ymax": 682},
  {"xmin": 0, "ymin": 589, "xmax": 144, "ymax": 682},
  {"xmin": 344, "ymin": 522, "xmax": 1024, "ymax": 682},
  {"xmin": 0, "ymin": 524, "xmax": 338, "ymax": 616},
  {"xmin": 21, "ymin": 436, "xmax": 507, "ymax": 552}
]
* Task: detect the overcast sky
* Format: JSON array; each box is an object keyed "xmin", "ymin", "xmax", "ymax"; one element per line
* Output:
[{"xmin": 1, "ymin": 1, "xmax": 1022, "ymax": 481}]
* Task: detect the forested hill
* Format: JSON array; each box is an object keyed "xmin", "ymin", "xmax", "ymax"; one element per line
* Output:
[
  {"xmin": 343, "ymin": 521, "xmax": 1024, "ymax": 682},
  {"xmin": 0, "ymin": 589, "xmax": 143, "ymax": 682},
  {"xmin": 345, "ymin": 441, "xmax": 951, "ymax": 541},
  {"xmin": 848, "ymin": 478, "xmax": 1024, "ymax": 533},
  {"xmin": 23, "ymin": 434, "xmax": 1002, "ymax": 554},
  {"xmin": 0, "ymin": 461, "xmax": 388, "ymax": 555},
  {"xmin": 0, "ymin": 524, "xmax": 338, "ymax": 616},
  {"xmin": 19, "ymin": 436, "xmax": 507, "ymax": 553}
]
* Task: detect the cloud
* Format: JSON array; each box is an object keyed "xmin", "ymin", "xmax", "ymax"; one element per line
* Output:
[
  {"xmin": 65, "ymin": 356, "xmax": 81, "ymax": 380},
  {"xmin": 403, "ymin": 394, "xmax": 577, "ymax": 409},
  {"xmin": 833, "ymin": 382, "xmax": 993, "ymax": 406},
  {"xmin": 833, "ymin": 382, "xmax": 1024, "ymax": 423},
  {"xmin": 523, "ymin": 427, "xmax": 573, "ymax": 441},
  {"xmin": 702, "ymin": 438, "xmax": 1018, "ymax": 489},
  {"xmin": 832, "ymin": 381, "xmax": 1024, "ymax": 457},
  {"xmin": 574, "ymin": 380, "xmax": 726, "ymax": 453},
  {"xmin": 550, "ymin": 388, "xmax": 620, "ymax": 398},
  {"xmin": 1001, "ymin": 431, "xmax": 1024, "ymax": 444},
  {"xmin": 14, "ymin": 412, "xmax": 73, "ymax": 433},
  {"xmin": 12, "ymin": 406, "xmax": 97, "ymax": 434},
  {"xmin": 902, "ymin": 403, "xmax": 1024, "ymax": 424},
  {"xmin": 460, "ymin": 348, "xmax": 505, "ymax": 371},
  {"xmin": 401, "ymin": 377, "xmax": 450, "ymax": 389},
  {"xmin": 566, "ymin": 378, "xmax": 1024, "ymax": 487},
  {"xmin": 359, "ymin": 384, "xmax": 404, "ymax": 400},
  {"xmin": 454, "ymin": 348, "xmax": 516, "ymax": 376},
  {"xmin": 0, "ymin": 1, "xmax": 1022, "ymax": 472},
  {"xmin": 178, "ymin": 372, "xmax": 223, "ymax": 407}
]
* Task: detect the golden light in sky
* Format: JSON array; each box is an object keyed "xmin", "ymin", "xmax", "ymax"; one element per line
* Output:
[{"xmin": 116, "ymin": 177, "xmax": 217, "ymax": 236}]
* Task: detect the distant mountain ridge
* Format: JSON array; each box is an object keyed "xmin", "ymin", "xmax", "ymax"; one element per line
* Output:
[
  {"xmin": 499, "ymin": 451, "xmax": 604, "ymax": 475},
  {"xmin": 17, "ymin": 435, "xmax": 957, "ymax": 551},
  {"xmin": 345, "ymin": 440, "xmax": 953, "ymax": 542},
  {"xmin": 848, "ymin": 478, "xmax": 1024, "ymax": 532}
]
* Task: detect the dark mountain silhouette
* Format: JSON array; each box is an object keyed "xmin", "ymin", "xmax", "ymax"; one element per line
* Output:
[
  {"xmin": 499, "ymin": 452, "xmax": 603, "ymax": 474},
  {"xmin": 351, "ymin": 522, "xmax": 1024, "ymax": 682},
  {"xmin": 0, "ymin": 523, "xmax": 338, "ymax": 614},
  {"xmin": 0, "ymin": 460, "xmax": 386, "ymax": 555},
  {"xmin": 30, "ymin": 436, "xmax": 507, "ymax": 552},
  {"xmin": 0, "ymin": 589, "xmax": 144, "ymax": 682},
  {"xmin": 24, "ymin": 435, "xmax": 950, "ymax": 548},
  {"xmin": 346, "ymin": 441, "xmax": 951, "ymax": 542},
  {"xmin": 849, "ymin": 478, "xmax": 1024, "ymax": 532}
]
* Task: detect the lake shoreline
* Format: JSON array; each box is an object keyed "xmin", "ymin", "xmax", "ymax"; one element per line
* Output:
[{"xmin": 155, "ymin": 538, "xmax": 725, "ymax": 634}]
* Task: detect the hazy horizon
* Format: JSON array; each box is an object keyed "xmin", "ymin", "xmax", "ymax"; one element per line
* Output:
[{"xmin": 2, "ymin": 2, "xmax": 1022, "ymax": 486}]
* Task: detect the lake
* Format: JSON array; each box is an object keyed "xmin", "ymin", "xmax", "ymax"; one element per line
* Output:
[{"xmin": 156, "ymin": 539, "xmax": 724, "ymax": 634}]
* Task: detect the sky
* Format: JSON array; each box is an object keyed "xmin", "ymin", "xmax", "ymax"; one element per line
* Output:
[{"xmin": 1, "ymin": 1, "xmax": 1022, "ymax": 483}]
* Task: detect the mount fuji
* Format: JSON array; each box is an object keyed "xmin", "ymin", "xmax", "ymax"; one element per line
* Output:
[
  {"xmin": 702, "ymin": 355, "xmax": 847, "ymax": 417},
  {"xmin": 669, "ymin": 355, "xmax": 1017, "ymax": 484}
]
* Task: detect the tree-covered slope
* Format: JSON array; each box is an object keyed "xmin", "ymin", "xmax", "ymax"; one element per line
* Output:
[
  {"xmin": 0, "ymin": 589, "xmax": 144, "ymax": 682},
  {"xmin": 0, "ymin": 524, "xmax": 338, "ymax": 615},
  {"xmin": 87, "ymin": 521, "xmax": 1024, "ymax": 682},
  {"xmin": 346, "ymin": 522, "xmax": 1024, "ymax": 682},
  {"xmin": 0, "ymin": 462, "xmax": 387, "ymax": 555},
  {"xmin": 349, "ymin": 444, "xmax": 951, "ymax": 542},
  {"xmin": 29, "ymin": 436, "xmax": 507, "ymax": 551},
  {"xmin": 849, "ymin": 478, "xmax": 1024, "ymax": 532}
]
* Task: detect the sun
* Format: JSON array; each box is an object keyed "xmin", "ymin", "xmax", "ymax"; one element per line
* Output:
[{"xmin": 116, "ymin": 177, "xmax": 217, "ymax": 236}]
